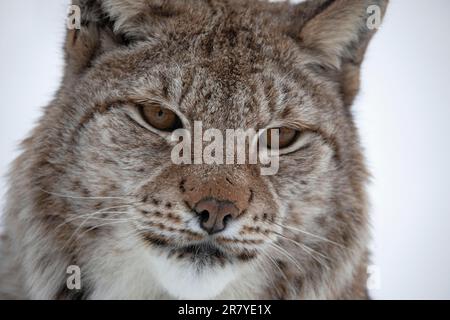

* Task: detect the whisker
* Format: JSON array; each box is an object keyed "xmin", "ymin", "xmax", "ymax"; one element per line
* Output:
[
  {"xmin": 263, "ymin": 236, "xmax": 304, "ymax": 275},
  {"xmin": 273, "ymin": 231, "xmax": 332, "ymax": 262},
  {"xmin": 75, "ymin": 220, "xmax": 137, "ymax": 240},
  {"xmin": 260, "ymin": 250, "xmax": 290, "ymax": 284},
  {"xmin": 269, "ymin": 243, "xmax": 304, "ymax": 275},
  {"xmin": 116, "ymin": 225, "xmax": 149, "ymax": 243},
  {"xmin": 55, "ymin": 204, "xmax": 137, "ymax": 230},
  {"xmin": 65, "ymin": 215, "xmax": 139, "ymax": 223},
  {"xmin": 119, "ymin": 228, "xmax": 153, "ymax": 246},
  {"xmin": 273, "ymin": 231, "xmax": 331, "ymax": 271},
  {"xmin": 61, "ymin": 205, "xmax": 137, "ymax": 250},
  {"xmin": 261, "ymin": 218, "xmax": 345, "ymax": 249},
  {"xmin": 38, "ymin": 188, "xmax": 133, "ymax": 201}
]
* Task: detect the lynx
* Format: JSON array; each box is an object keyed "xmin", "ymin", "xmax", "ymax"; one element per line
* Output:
[{"xmin": 0, "ymin": 0, "xmax": 388, "ymax": 299}]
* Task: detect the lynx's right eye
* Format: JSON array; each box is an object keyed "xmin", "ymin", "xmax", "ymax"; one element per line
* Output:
[{"xmin": 140, "ymin": 104, "xmax": 182, "ymax": 132}]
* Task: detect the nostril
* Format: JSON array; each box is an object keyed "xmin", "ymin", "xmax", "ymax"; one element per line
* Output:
[{"xmin": 199, "ymin": 210, "xmax": 210, "ymax": 223}]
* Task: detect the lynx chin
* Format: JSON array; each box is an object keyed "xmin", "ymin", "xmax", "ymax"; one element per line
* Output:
[{"xmin": 0, "ymin": 0, "xmax": 388, "ymax": 300}]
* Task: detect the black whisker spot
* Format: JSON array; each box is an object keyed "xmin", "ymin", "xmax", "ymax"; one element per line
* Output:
[
  {"xmin": 179, "ymin": 178, "xmax": 186, "ymax": 193},
  {"xmin": 157, "ymin": 223, "xmax": 166, "ymax": 230},
  {"xmin": 141, "ymin": 234, "xmax": 168, "ymax": 247},
  {"xmin": 236, "ymin": 251, "xmax": 257, "ymax": 262},
  {"xmin": 248, "ymin": 189, "xmax": 254, "ymax": 204},
  {"xmin": 183, "ymin": 200, "xmax": 192, "ymax": 210}
]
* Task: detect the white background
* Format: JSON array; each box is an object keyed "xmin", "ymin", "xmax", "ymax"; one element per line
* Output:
[{"xmin": 1, "ymin": 0, "xmax": 449, "ymax": 299}]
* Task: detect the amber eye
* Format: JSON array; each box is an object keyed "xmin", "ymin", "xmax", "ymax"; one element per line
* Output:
[
  {"xmin": 140, "ymin": 104, "xmax": 182, "ymax": 132},
  {"xmin": 266, "ymin": 127, "xmax": 299, "ymax": 149}
]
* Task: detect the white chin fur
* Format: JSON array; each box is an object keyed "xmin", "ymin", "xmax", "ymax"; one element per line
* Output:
[{"xmin": 149, "ymin": 251, "xmax": 240, "ymax": 299}]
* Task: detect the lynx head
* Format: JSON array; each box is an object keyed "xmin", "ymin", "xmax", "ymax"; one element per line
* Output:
[{"xmin": 29, "ymin": 0, "xmax": 387, "ymax": 299}]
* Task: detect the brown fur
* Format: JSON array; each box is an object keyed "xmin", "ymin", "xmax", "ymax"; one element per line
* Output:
[{"xmin": 0, "ymin": 0, "xmax": 388, "ymax": 299}]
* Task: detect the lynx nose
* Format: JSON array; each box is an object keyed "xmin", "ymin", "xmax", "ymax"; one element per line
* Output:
[{"xmin": 194, "ymin": 198, "xmax": 239, "ymax": 235}]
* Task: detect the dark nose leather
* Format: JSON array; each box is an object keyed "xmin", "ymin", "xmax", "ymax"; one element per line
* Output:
[{"xmin": 194, "ymin": 198, "xmax": 239, "ymax": 234}]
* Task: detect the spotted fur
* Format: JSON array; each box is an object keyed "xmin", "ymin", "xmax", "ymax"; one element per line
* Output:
[{"xmin": 0, "ymin": 0, "xmax": 388, "ymax": 299}]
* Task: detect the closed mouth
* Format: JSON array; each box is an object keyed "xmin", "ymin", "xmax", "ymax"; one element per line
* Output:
[
  {"xmin": 140, "ymin": 233, "xmax": 258, "ymax": 264},
  {"xmin": 177, "ymin": 243, "xmax": 226, "ymax": 258},
  {"xmin": 172, "ymin": 242, "xmax": 259, "ymax": 265},
  {"xmin": 166, "ymin": 242, "xmax": 233, "ymax": 267}
]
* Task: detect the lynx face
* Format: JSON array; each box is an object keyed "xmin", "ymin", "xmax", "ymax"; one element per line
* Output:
[
  {"xmin": 63, "ymin": 35, "xmax": 306, "ymax": 299},
  {"xmin": 1, "ymin": 0, "xmax": 387, "ymax": 300}
]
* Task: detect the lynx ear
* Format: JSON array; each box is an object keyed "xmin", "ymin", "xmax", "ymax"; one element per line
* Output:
[
  {"xmin": 294, "ymin": 0, "xmax": 388, "ymax": 68},
  {"xmin": 291, "ymin": 0, "xmax": 388, "ymax": 106},
  {"xmin": 64, "ymin": 0, "xmax": 188, "ymax": 77},
  {"xmin": 64, "ymin": 0, "xmax": 129, "ymax": 77}
]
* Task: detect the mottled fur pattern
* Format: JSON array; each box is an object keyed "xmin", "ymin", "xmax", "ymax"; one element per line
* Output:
[{"xmin": 0, "ymin": 0, "xmax": 387, "ymax": 299}]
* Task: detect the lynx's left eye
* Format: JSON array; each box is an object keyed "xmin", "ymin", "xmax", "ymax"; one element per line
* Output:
[
  {"xmin": 265, "ymin": 127, "xmax": 299, "ymax": 149},
  {"xmin": 140, "ymin": 104, "xmax": 182, "ymax": 132}
]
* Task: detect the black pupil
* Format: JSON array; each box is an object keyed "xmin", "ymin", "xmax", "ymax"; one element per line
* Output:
[{"xmin": 157, "ymin": 110, "xmax": 164, "ymax": 118}]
